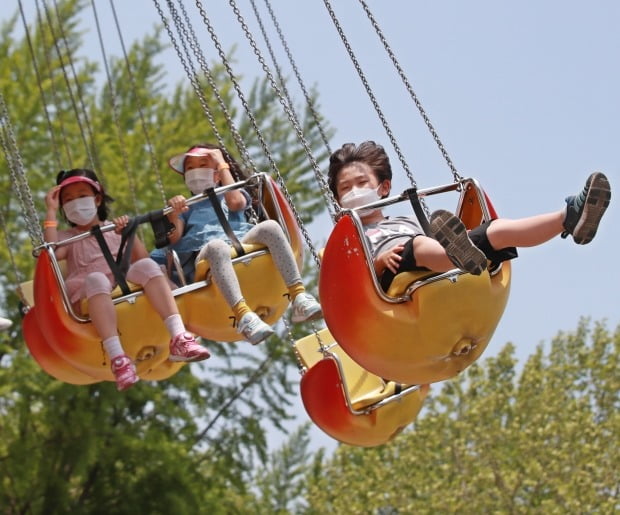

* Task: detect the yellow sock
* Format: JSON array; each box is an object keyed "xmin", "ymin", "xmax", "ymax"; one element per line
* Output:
[
  {"xmin": 233, "ymin": 300, "xmax": 251, "ymax": 320},
  {"xmin": 288, "ymin": 282, "xmax": 305, "ymax": 300}
]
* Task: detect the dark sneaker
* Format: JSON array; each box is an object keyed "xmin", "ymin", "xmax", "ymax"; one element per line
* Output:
[
  {"xmin": 562, "ymin": 172, "xmax": 611, "ymax": 244},
  {"xmin": 429, "ymin": 209, "xmax": 487, "ymax": 276}
]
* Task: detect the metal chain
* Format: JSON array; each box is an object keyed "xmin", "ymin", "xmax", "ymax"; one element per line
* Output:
[
  {"xmin": 91, "ymin": 0, "xmax": 140, "ymax": 218},
  {"xmin": 250, "ymin": 0, "xmax": 337, "ymax": 219},
  {"xmin": 41, "ymin": 0, "xmax": 98, "ymax": 175},
  {"xmin": 34, "ymin": 0, "xmax": 74, "ymax": 166},
  {"xmin": 17, "ymin": 0, "xmax": 62, "ymax": 171},
  {"xmin": 168, "ymin": 0, "xmax": 256, "ymax": 174},
  {"xmin": 0, "ymin": 204, "xmax": 26, "ymax": 288},
  {"xmin": 193, "ymin": 0, "xmax": 321, "ymax": 267},
  {"xmin": 357, "ymin": 0, "xmax": 462, "ymax": 183},
  {"xmin": 0, "ymin": 93, "xmax": 44, "ymax": 248},
  {"xmin": 51, "ymin": 0, "xmax": 102, "ymax": 175},
  {"xmin": 322, "ymin": 0, "xmax": 430, "ymax": 216},
  {"xmin": 261, "ymin": 0, "xmax": 332, "ymax": 154},
  {"xmin": 109, "ymin": 0, "xmax": 167, "ymax": 205}
]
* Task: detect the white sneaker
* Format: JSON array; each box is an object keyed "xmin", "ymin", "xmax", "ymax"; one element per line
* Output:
[
  {"xmin": 237, "ymin": 312, "xmax": 274, "ymax": 345},
  {"xmin": 290, "ymin": 292, "xmax": 323, "ymax": 323},
  {"xmin": 0, "ymin": 317, "xmax": 12, "ymax": 331}
]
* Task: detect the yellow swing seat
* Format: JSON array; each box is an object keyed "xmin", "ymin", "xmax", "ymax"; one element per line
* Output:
[
  {"xmin": 21, "ymin": 249, "xmax": 184, "ymax": 385},
  {"xmin": 173, "ymin": 174, "xmax": 304, "ymax": 342},
  {"xmin": 318, "ymin": 179, "xmax": 512, "ymax": 385},
  {"xmin": 295, "ymin": 328, "xmax": 428, "ymax": 447}
]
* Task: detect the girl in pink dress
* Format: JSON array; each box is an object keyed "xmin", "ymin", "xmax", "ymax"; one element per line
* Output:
[{"xmin": 43, "ymin": 168, "xmax": 210, "ymax": 391}]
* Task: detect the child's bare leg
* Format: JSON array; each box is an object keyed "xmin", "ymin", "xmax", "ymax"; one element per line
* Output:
[
  {"xmin": 127, "ymin": 257, "xmax": 209, "ymax": 362},
  {"xmin": 87, "ymin": 293, "xmax": 118, "ymax": 340},
  {"xmin": 486, "ymin": 211, "xmax": 564, "ymax": 249},
  {"xmin": 412, "ymin": 236, "xmax": 460, "ymax": 272},
  {"xmin": 142, "ymin": 275, "xmax": 179, "ymax": 319}
]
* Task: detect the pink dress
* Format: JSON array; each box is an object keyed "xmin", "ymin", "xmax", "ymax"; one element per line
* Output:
[{"xmin": 58, "ymin": 225, "xmax": 123, "ymax": 304}]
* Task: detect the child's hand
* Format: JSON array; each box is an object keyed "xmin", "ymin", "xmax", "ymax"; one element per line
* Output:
[
  {"xmin": 167, "ymin": 195, "xmax": 189, "ymax": 215},
  {"xmin": 113, "ymin": 215, "xmax": 130, "ymax": 233},
  {"xmin": 45, "ymin": 186, "xmax": 61, "ymax": 212},
  {"xmin": 375, "ymin": 245, "xmax": 404, "ymax": 275}
]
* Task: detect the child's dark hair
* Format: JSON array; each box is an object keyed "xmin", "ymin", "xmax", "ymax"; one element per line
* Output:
[
  {"xmin": 56, "ymin": 168, "xmax": 114, "ymax": 225},
  {"xmin": 327, "ymin": 141, "xmax": 392, "ymax": 200},
  {"xmin": 184, "ymin": 143, "xmax": 250, "ymax": 181}
]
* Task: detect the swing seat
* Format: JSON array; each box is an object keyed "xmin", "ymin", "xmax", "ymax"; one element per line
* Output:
[
  {"xmin": 295, "ymin": 328, "xmax": 428, "ymax": 447},
  {"xmin": 318, "ymin": 179, "xmax": 511, "ymax": 385},
  {"xmin": 174, "ymin": 175, "xmax": 304, "ymax": 343},
  {"xmin": 21, "ymin": 250, "xmax": 184, "ymax": 384}
]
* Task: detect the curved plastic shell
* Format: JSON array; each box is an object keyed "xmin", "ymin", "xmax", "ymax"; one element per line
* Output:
[
  {"xmin": 319, "ymin": 184, "xmax": 511, "ymax": 385},
  {"xmin": 22, "ymin": 309, "xmax": 98, "ymax": 385},
  {"xmin": 296, "ymin": 329, "xmax": 428, "ymax": 447},
  {"xmin": 27, "ymin": 250, "xmax": 184, "ymax": 383},
  {"xmin": 178, "ymin": 176, "xmax": 304, "ymax": 342}
]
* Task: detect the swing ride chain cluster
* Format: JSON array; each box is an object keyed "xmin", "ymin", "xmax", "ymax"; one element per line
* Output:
[
  {"xmin": 322, "ymin": 0, "xmax": 432, "ymax": 218},
  {"xmin": 168, "ymin": 0, "xmax": 264, "ymax": 222},
  {"xmin": 237, "ymin": 0, "xmax": 342, "ymax": 219},
  {"xmin": 224, "ymin": 0, "xmax": 336, "ymax": 214},
  {"xmin": 154, "ymin": 0, "xmax": 232, "ymax": 157},
  {"xmin": 166, "ymin": 0, "xmax": 258, "ymax": 175},
  {"xmin": 249, "ymin": 0, "xmax": 336, "ymax": 220},
  {"xmin": 225, "ymin": 0, "xmax": 337, "ymax": 259},
  {"xmin": 17, "ymin": 0, "xmax": 63, "ymax": 171},
  {"xmin": 91, "ymin": 0, "xmax": 142, "ymax": 220},
  {"xmin": 155, "ymin": 0, "xmax": 260, "ymax": 225},
  {"xmin": 109, "ymin": 0, "xmax": 168, "ymax": 206},
  {"xmin": 32, "ymin": 0, "xmax": 77, "ymax": 169},
  {"xmin": 0, "ymin": 94, "xmax": 44, "ymax": 248},
  {"xmin": 192, "ymin": 0, "xmax": 322, "ymax": 267},
  {"xmin": 357, "ymin": 0, "xmax": 462, "ymax": 183},
  {"xmin": 259, "ymin": 0, "xmax": 333, "ymax": 156},
  {"xmin": 40, "ymin": 0, "xmax": 99, "ymax": 177}
]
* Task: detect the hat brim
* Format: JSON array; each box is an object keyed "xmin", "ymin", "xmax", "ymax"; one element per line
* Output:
[
  {"xmin": 168, "ymin": 147, "xmax": 212, "ymax": 174},
  {"xmin": 59, "ymin": 175, "xmax": 102, "ymax": 193}
]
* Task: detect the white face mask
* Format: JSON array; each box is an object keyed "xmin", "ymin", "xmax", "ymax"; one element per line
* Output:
[
  {"xmin": 340, "ymin": 186, "xmax": 382, "ymax": 215},
  {"xmin": 185, "ymin": 167, "xmax": 216, "ymax": 195},
  {"xmin": 63, "ymin": 197, "xmax": 98, "ymax": 226}
]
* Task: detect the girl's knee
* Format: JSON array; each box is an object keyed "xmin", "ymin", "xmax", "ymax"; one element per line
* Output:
[
  {"xmin": 84, "ymin": 272, "xmax": 113, "ymax": 299},
  {"xmin": 126, "ymin": 258, "xmax": 164, "ymax": 286}
]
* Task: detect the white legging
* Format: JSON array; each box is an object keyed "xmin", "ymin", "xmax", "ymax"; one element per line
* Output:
[
  {"xmin": 199, "ymin": 220, "xmax": 301, "ymax": 308},
  {"xmin": 83, "ymin": 257, "xmax": 163, "ymax": 299}
]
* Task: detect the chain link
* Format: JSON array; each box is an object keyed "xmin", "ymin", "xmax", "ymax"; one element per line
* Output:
[
  {"xmin": 91, "ymin": 0, "xmax": 141, "ymax": 221},
  {"xmin": 42, "ymin": 0, "xmax": 99, "ymax": 176},
  {"xmin": 0, "ymin": 93, "xmax": 44, "ymax": 248},
  {"xmin": 110, "ymin": 0, "xmax": 167, "ymax": 205},
  {"xmin": 170, "ymin": 0, "xmax": 256, "ymax": 173},
  {"xmin": 357, "ymin": 0, "xmax": 462, "ymax": 184},
  {"xmin": 250, "ymin": 0, "xmax": 337, "ymax": 219},
  {"xmin": 17, "ymin": 0, "xmax": 63, "ymax": 171},
  {"xmin": 188, "ymin": 0, "xmax": 322, "ymax": 267},
  {"xmin": 34, "ymin": 0, "xmax": 74, "ymax": 166}
]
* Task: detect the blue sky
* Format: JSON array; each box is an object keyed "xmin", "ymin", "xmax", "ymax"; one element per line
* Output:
[{"xmin": 10, "ymin": 1, "xmax": 619, "ymax": 451}]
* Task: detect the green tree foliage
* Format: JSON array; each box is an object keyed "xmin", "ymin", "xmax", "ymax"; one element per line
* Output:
[
  {"xmin": 0, "ymin": 1, "xmax": 331, "ymax": 512},
  {"xmin": 304, "ymin": 319, "xmax": 619, "ymax": 514}
]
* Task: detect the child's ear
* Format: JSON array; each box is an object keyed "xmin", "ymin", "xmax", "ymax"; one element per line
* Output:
[
  {"xmin": 95, "ymin": 193, "xmax": 102, "ymax": 206},
  {"xmin": 379, "ymin": 179, "xmax": 391, "ymax": 198}
]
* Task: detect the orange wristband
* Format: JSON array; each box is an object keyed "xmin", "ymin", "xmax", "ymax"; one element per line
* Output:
[
  {"xmin": 217, "ymin": 163, "xmax": 230, "ymax": 172},
  {"xmin": 43, "ymin": 220, "xmax": 58, "ymax": 228}
]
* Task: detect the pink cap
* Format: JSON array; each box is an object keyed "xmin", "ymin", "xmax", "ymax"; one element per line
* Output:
[
  {"xmin": 58, "ymin": 175, "xmax": 102, "ymax": 193},
  {"xmin": 168, "ymin": 147, "xmax": 212, "ymax": 174}
]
